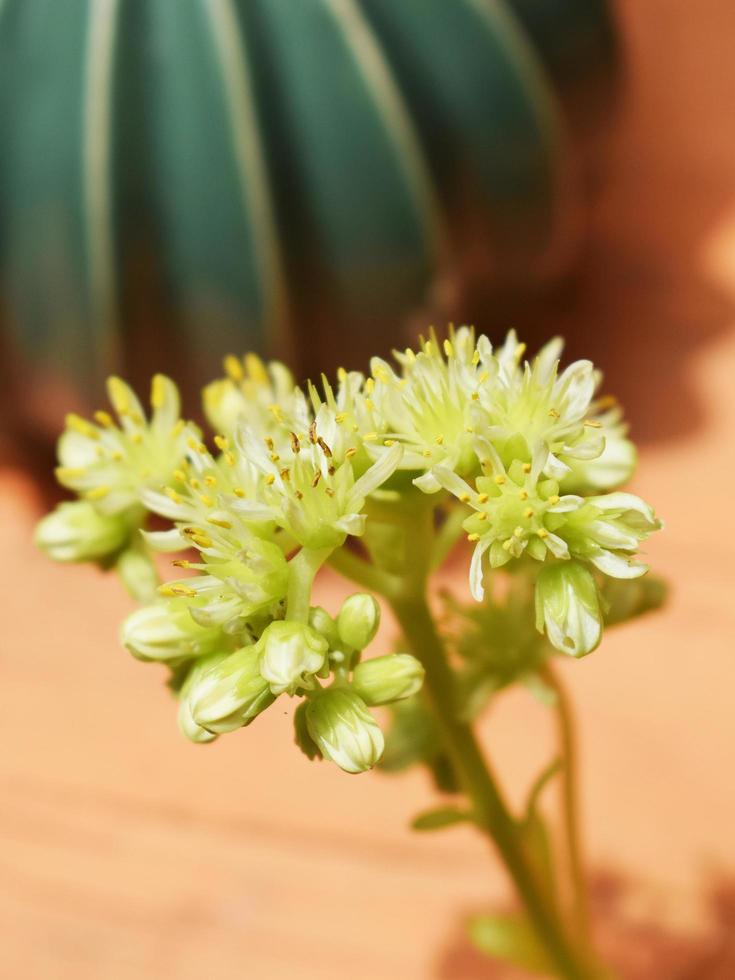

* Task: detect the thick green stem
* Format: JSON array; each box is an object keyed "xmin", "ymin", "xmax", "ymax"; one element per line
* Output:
[
  {"xmin": 541, "ymin": 662, "xmax": 591, "ymax": 946},
  {"xmin": 391, "ymin": 592, "xmax": 591, "ymax": 980},
  {"xmin": 286, "ymin": 547, "xmax": 331, "ymax": 622}
]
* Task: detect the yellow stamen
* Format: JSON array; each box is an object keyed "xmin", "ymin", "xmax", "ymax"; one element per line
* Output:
[
  {"xmin": 524, "ymin": 507, "xmax": 534, "ymax": 518},
  {"xmin": 165, "ymin": 487, "xmax": 182, "ymax": 504},
  {"xmin": 85, "ymin": 486, "xmax": 109, "ymax": 501},
  {"xmin": 66, "ymin": 414, "xmax": 99, "ymax": 440},
  {"xmin": 94, "ymin": 410, "xmax": 114, "ymax": 428},
  {"xmin": 467, "ymin": 533, "xmax": 480, "ymax": 542},
  {"xmin": 207, "ymin": 517, "xmax": 232, "ymax": 529},
  {"xmin": 494, "ymin": 475, "xmax": 506, "ymax": 486},
  {"xmin": 537, "ymin": 528, "xmax": 549, "ymax": 539}
]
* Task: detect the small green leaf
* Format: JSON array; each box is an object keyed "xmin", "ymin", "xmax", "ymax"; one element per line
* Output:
[
  {"xmin": 411, "ymin": 806, "xmax": 473, "ymax": 831},
  {"xmin": 467, "ymin": 913, "xmax": 553, "ymax": 975}
]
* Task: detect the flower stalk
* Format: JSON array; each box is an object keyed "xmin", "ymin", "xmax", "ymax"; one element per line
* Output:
[{"xmin": 35, "ymin": 330, "xmax": 663, "ymax": 978}]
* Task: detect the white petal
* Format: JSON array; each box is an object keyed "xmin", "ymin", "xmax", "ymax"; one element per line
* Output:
[
  {"xmin": 590, "ymin": 549, "xmax": 648, "ymax": 578},
  {"xmin": 469, "ymin": 542, "xmax": 489, "ymax": 602}
]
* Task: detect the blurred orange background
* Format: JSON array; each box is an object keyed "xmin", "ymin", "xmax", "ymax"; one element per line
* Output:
[{"xmin": 2, "ymin": 1, "xmax": 735, "ymax": 978}]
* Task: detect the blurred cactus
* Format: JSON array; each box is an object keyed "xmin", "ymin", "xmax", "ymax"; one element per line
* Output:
[{"xmin": 0, "ymin": 0, "xmax": 620, "ymax": 407}]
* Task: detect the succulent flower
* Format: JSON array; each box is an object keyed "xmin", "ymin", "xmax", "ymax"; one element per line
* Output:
[
  {"xmin": 203, "ymin": 352, "xmax": 309, "ymax": 442},
  {"xmin": 235, "ymin": 412, "xmax": 403, "ymax": 549},
  {"xmin": 54, "ymin": 375, "xmax": 195, "ymax": 516}
]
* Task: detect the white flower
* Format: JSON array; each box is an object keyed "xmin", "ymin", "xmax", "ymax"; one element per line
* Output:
[
  {"xmin": 473, "ymin": 332, "xmax": 604, "ymax": 480},
  {"xmin": 54, "ymin": 375, "xmax": 196, "ymax": 515},
  {"xmin": 234, "ymin": 412, "xmax": 403, "ymax": 549},
  {"xmin": 203, "ymin": 352, "xmax": 309, "ymax": 443},
  {"xmin": 366, "ymin": 327, "xmax": 486, "ymax": 490}
]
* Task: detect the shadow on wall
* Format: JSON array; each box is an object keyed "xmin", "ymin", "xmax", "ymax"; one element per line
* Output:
[
  {"xmin": 446, "ymin": 0, "xmax": 735, "ymax": 449},
  {"xmin": 437, "ymin": 870, "xmax": 735, "ymax": 980}
]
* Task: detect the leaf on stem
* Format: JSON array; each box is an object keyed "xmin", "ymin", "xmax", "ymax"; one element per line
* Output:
[{"xmin": 411, "ymin": 806, "xmax": 473, "ymax": 831}]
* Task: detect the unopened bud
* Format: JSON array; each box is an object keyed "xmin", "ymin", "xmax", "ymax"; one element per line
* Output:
[
  {"xmin": 352, "ymin": 653, "xmax": 425, "ymax": 705},
  {"xmin": 309, "ymin": 606, "xmax": 340, "ymax": 649},
  {"xmin": 120, "ymin": 599, "xmax": 224, "ymax": 663},
  {"xmin": 190, "ymin": 644, "xmax": 274, "ymax": 734},
  {"xmin": 535, "ymin": 562, "xmax": 602, "ymax": 657},
  {"xmin": 34, "ymin": 501, "xmax": 128, "ymax": 563},
  {"xmin": 116, "ymin": 548, "xmax": 159, "ymax": 603},
  {"xmin": 337, "ymin": 593, "xmax": 380, "ymax": 650},
  {"xmin": 178, "ymin": 653, "xmax": 230, "ymax": 743},
  {"xmin": 257, "ymin": 621, "xmax": 328, "ymax": 695},
  {"xmin": 305, "ymin": 689, "xmax": 384, "ymax": 774}
]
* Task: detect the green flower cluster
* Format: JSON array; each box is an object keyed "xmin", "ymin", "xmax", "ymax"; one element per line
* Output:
[{"xmin": 35, "ymin": 330, "xmax": 662, "ymax": 771}]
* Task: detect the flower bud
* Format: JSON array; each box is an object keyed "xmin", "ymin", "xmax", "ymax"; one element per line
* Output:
[
  {"xmin": 308, "ymin": 606, "xmax": 340, "ymax": 649},
  {"xmin": 305, "ymin": 689, "xmax": 384, "ymax": 774},
  {"xmin": 34, "ymin": 501, "xmax": 128, "ymax": 563},
  {"xmin": 177, "ymin": 653, "xmax": 230, "ymax": 743},
  {"xmin": 535, "ymin": 562, "xmax": 602, "ymax": 657},
  {"xmin": 190, "ymin": 644, "xmax": 274, "ymax": 734},
  {"xmin": 352, "ymin": 654, "xmax": 425, "ymax": 706},
  {"xmin": 116, "ymin": 548, "xmax": 159, "ymax": 603},
  {"xmin": 337, "ymin": 593, "xmax": 380, "ymax": 651},
  {"xmin": 257, "ymin": 621, "xmax": 328, "ymax": 695},
  {"xmin": 121, "ymin": 599, "xmax": 224, "ymax": 663}
]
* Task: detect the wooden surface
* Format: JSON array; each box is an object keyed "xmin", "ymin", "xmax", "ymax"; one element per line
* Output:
[{"xmin": 3, "ymin": 2, "xmax": 735, "ymax": 977}]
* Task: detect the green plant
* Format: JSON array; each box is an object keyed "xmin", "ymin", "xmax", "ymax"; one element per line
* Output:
[{"xmin": 36, "ymin": 329, "xmax": 663, "ymax": 978}]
